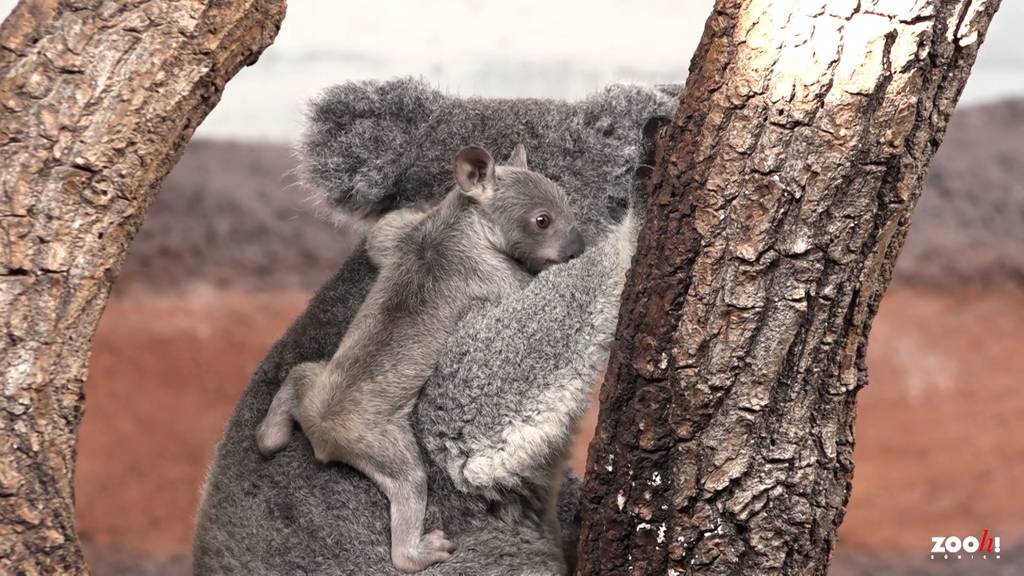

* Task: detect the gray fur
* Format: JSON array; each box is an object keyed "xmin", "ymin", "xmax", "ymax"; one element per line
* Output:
[
  {"xmin": 255, "ymin": 146, "xmax": 583, "ymax": 572},
  {"xmin": 194, "ymin": 78, "xmax": 677, "ymax": 575},
  {"xmin": 299, "ymin": 77, "xmax": 678, "ymax": 233}
]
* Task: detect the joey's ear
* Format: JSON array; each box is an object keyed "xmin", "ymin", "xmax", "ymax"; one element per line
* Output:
[
  {"xmin": 507, "ymin": 143, "xmax": 528, "ymax": 170},
  {"xmin": 454, "ymin": 146, "xmax": 495, "ymax": 201}
]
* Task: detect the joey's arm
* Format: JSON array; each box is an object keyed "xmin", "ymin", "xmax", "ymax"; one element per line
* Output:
[
  {"xmin": 365, "ymin": 208, "xmax": 427, "ymax": 266},
  {"xmin": 417, "ymin": 217, "xmax": 637, "ymax": 496}
]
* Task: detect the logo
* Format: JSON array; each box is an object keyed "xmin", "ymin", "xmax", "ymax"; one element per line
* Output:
[{"xmin": 930, "ymin": 529, "xmax": 1001, "ymax": 560}]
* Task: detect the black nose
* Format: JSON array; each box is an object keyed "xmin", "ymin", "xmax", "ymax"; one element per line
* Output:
[{"xmin": 564, "ymin": 228, "xmax": 585, "ymax": 260}]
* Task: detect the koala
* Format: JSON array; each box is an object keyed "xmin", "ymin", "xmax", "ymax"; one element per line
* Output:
[
  {"xmin": 193, "ymin": 78, "xmax": 678, "ymax": 575},
  {"xmin": 254, "ymin": 144, "xmax": 585, "ymax": 572}
]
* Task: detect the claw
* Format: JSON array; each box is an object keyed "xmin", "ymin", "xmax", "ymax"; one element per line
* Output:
[
  {"xmin": 392, "ymin": 530, "xmax": 456, "ymax": 572},
  {"xmin": 423, "ymin": 529, "xmax": 456, "ymax": 553}
]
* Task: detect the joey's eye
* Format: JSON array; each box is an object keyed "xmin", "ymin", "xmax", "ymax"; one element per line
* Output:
[{"xmin": 535, "ymin": 213, "xmax": 551, "ymax": 229}]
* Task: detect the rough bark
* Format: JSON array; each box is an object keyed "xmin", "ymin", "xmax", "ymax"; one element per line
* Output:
[
  {"xmin": 578, "ymin": 1, "xmax": 1001, "ymax": 575},
  {"xmin": 0, "ymin": 1, "xmax": 285, "ymax": 573}
]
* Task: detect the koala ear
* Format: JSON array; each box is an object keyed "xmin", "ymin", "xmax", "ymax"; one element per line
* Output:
[
  {"xmin": 454, "ymin": 146, "xmax": 495, "ymax": 202},
  {"xmin": 507, "ymin": 143, "xmax": 529, "ymax": 170}
]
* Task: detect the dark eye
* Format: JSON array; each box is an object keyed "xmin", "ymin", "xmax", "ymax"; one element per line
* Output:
[{"xmin": 535, "ymin": 213, "xmax": 551, "ymax": 229}]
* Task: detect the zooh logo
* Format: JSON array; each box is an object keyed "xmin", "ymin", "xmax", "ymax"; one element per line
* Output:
[{"xmin": 930, "ymin": 529, "xmax": 1002, "ymax": 560}]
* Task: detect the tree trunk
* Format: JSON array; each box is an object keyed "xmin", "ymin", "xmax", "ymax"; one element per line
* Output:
[
  {"xmin": 0, "ymin": 1, "xmax": 285, "ymax": 573},
  {"xmin": 578, "ymin": 1, "xmax": 1000, "ymax": 575}
]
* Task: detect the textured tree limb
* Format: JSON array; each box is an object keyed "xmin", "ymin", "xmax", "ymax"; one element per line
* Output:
[
  {"xmin": 578, "ymin": 1, "xmax": 1002, "ymax": 575},
  {"xmin": 0, "ymin": 1, "xmax": 285, "ymax": 573}
]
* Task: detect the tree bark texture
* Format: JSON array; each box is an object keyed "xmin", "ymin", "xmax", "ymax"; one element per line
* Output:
[
  {"xmin": 578, "ymin": 1, "xmax": 1000, "ymax": 575},
  {"xmin": 0, "ymin": 1, "xmax": 285, "ymax": 573}
]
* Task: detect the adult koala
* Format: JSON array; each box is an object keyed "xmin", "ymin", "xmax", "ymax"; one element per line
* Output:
[{"xmin": 193, "ymin": 78, "xmax": 677, "ymax": 575}]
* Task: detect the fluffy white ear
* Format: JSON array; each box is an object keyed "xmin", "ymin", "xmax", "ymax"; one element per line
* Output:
[
  {"xmin": 453, "ymin": 146, "xmax": 495, "ymax": 203},
  {"xmin": 507, "ymin": 143, "xmax": 528, "ymax": 170}
]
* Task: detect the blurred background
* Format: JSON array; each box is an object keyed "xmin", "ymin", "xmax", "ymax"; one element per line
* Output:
[{"xmin": 2, "ymin": 1, "xmax": 1022, "ymax": 575}]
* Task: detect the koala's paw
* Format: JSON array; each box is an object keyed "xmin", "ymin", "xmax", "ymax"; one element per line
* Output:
[
  {"xmin": 254, "ymin": 418, "xmax": 290, "ymax": 457},
  {"xmin": 461, "ymin": 453, "xmax": 520, "ymax": 498},
  {"xmin": 422, "ymin": 529, "xmax": 456, "ymax": 554},
  {"xmin": 392, "ymin": 530, "xmax": 456, "ymax": 573}
]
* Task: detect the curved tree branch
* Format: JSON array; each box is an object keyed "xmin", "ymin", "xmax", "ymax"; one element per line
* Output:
[
  {"xmin": 0, "ymin": 1, "xmax": 285, "ymax": 573},
  {"xmin": 579, "ymin": 1, "xmax": 1001, "ymax": 574}
]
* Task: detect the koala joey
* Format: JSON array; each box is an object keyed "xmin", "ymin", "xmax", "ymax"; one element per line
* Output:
[{"xmin": 254, "ymin": 144, "xmax": 585, "ymax": 573}]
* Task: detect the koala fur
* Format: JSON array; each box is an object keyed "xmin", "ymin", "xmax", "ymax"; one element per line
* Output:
[
  {"xmin": 256, "ymin": 145, "xmax": 585, "ymax": 573},
  {"xmin": 193, "ymin": 78, "xmax": 678, "ymax": 575}
]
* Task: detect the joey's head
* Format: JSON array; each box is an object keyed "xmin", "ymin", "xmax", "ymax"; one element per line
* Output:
[{"xmin": 454, "ymin": 144, "xmax": 585, "ymax": 274}]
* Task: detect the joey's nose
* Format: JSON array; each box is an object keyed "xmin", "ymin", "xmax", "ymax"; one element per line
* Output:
[{"xmin": 563, "ymin": 228, "xmax": 585, "ymax": 261}]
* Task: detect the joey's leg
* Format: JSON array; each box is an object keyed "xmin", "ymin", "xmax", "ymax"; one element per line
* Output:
[
  {"xmin": 341, "ymin": 423, "xmax": 454, "ymax": 573},
  {"xmin": 256, "ymin": 362, "xmax": 324, "ymax": 456}
]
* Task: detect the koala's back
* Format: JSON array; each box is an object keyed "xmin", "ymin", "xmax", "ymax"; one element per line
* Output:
[
  {"xmin": 193, "ymin": 253, "xmax": 569, "ymax": 576},
  {"xmin": 195, "ymin": 439, "xmax": 567, "ymax": 576}
]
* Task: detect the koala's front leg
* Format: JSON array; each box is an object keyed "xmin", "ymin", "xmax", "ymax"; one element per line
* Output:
[{"xmin": 419, "ymin": 216, "xmax": 637, "ymax": 496}]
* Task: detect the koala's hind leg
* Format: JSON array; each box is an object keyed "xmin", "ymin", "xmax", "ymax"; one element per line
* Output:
[
  {"xmin": 341, "ymin": 422, "xmax": 455, "ymax": 573},
  {"xmin": 255, "ymin": 362, "xmax": 324, "ymax": 456}
]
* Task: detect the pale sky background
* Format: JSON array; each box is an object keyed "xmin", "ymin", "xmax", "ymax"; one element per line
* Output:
[{"xmin": 2, "ymin": 1, "xmax": 1023, "ymax": 141}]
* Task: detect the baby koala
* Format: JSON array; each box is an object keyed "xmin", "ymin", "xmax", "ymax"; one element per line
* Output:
[{"xmin": 255, "ymin": 144, "xmax": 585, "ymax": 573}]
